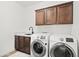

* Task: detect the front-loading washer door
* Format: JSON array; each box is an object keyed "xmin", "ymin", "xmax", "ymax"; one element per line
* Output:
[
  {"xmin": 32, "ymin": 40, "xmax": 46, "ymax": 57},
  {"xmin": 50, "ymin": 43, "xmax": 75, "ymax": 57}
]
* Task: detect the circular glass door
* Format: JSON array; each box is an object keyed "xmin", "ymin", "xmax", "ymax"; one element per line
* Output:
[
  {"xmin": 32, "ymin": 40, "xmax": 46, "ymax": 57},
  {"xmin": 50, "ymin": 43, "xmax": 75, "ymax": 57}
]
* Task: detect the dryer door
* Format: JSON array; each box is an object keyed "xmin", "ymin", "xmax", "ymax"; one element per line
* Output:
[
  {"xmin": 32, "ymin": 40, "xmax": 46, "ymax": 57},
  {"xmin": 50, "ymin": 42, "xmax": 75, "ymax": 57}
]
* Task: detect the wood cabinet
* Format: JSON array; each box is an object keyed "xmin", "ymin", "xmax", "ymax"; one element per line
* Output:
[
  {"xmin": 19, "ymin": 36, "xmax": 24, "ymax": 50},
  {"xmin": 15, "ymin": 35, "xmax": 31, "ymax": 55},
  {"xmin": 57, "ymin": 2, "xmax": 73, "ymax": 24},
  {"xmin": 46, "ymin": 7, "xmax": 57, "ymax": 24},
  {"xmin": 36, "ymin": 9, "xmax": 45, "ymax": 25},
  {"xmin": 35, "ymin": 2, "xmax": 73, "ymax": 25},
  {"xmin": 15, "ymin": 36, "xmax": 19, "ymax": 50}
]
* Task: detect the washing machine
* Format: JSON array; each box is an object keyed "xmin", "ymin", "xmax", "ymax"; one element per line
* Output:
[
  {"xmin": 31, "ymin": 33, "xmax": 50, "ymax": 57},
  {"xmin": 49, "ymin": 34, "xmax": 78, "ymax": 57}
]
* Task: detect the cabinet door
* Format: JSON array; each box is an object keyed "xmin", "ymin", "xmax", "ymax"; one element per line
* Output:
[
  {"xmin": 36, "ymin": 9, "xmax": 45, "ymax": 25},
  {"xmin": 15, "ymin": 36, "xmax": 19, "ymax": 50},
  {"xmin": 24, "ymin": 37, "xmax": 31, "ymax": 54},
  {"xmin": 57, "ymin": 2, "xmax": 73, "ymax": 24},
  {"xmin": 46, "ymin": 7, "xmax": 56, "ymax": 24},
  {"xmin": 19, "ymin": 36, "xmax": 25, "ymax": 51}
]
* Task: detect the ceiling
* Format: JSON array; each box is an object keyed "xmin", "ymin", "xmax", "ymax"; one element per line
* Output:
[{"xmin": 16, "ymin": 1, "xmax": 41, "ymax": 7}]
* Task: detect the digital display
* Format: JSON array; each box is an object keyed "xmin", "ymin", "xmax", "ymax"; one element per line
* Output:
[{"xmin": 66, "ymin": 38, "xmax": 74, "ymax": 42}]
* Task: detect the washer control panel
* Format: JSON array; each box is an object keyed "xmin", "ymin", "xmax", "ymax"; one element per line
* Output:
[
  {"xmin": 37, "ymin": 35, "xmax": 46, "ymax": 39},
  {"xmin": 40, "ymin": 35, "xmax": 46, "ymax": 39}
]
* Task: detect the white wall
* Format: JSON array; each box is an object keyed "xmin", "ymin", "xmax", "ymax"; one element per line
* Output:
[
  {"xmin": 72, "ymin": 1, "xmax": 79, "ymax": 40},
  {"xmin": 25, "ymin": 1, "xmax": 73, "ymax": 34},
  {"xmin": 71, "ymin": 2, "xmax": 79, "ymax": 56},
  {"xmin": 0, "ymin": 1, "xmax": 26, "ymax": 56}
]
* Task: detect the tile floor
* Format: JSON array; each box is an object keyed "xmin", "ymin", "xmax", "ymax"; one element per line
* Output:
[{"xmin": 9, "ymin": 51, "xmax": 31, "ymax": 57}]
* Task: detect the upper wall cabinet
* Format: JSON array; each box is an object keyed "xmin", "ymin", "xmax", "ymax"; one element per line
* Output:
[
  {"xmin": 35, "ymin": 2, "xmax": 73, "ymax": 25},
  {"xmin": 57, "ymin": 2, "xmax": 73, "ymax": 24},
  {"xmin": 36, "ymin": 9, "xmax": 45, "ymax": 25},
  {"xmin": 46, "ymin": 7, "xmax": 57, "ymax": 24}
]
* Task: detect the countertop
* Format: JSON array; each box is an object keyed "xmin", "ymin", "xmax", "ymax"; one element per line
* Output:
[{"xmin": 15, "ymin": 32, "xmax": 32, "ymax": 37}]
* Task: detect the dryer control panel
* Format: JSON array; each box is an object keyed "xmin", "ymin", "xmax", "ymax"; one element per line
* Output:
[{"xmin": 66, "ymin": 38, "xmax": 74, "ymax": 42}]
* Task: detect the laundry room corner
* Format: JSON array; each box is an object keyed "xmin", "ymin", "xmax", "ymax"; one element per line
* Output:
[{"xmin": 0, "ymin": 0, "xmax": 79, "ymax": 58}]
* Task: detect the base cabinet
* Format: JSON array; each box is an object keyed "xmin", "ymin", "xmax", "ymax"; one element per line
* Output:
[{"xmin": 15, "ymin": 35, "xmax": 30, "ymax": 55}]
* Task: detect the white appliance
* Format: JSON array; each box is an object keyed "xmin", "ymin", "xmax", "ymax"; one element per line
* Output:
[
  {"xmin": 31, "ymin": 33, "xmax": 50, "ymax": 57},
  {"xmin": 49, "ymin": 34, "xmax": 78, "ymax": 57}
]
